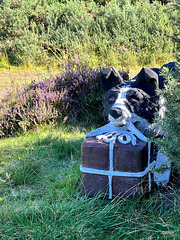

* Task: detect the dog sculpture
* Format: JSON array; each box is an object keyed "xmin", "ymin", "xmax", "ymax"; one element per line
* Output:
[{"xmin": 100, "ymin": 62, "xmax": 176, "ymax": 187}]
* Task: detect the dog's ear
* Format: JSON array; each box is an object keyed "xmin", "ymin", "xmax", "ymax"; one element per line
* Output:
[
  {"xmin": 131, "ymin": 68, "xmax": 159, "ymax": 96},
  {"xmin": 100, "ymin": 67, "xmax": 125, "ymax": 92}
]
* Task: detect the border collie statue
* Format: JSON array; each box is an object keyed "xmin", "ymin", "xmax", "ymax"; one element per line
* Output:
[
  {"xmin": 100, "ymin": 62, "xmax": 176, "ymax": 187},
  {"xmin": 84, "ymin": 62, "xmax": 176, "ymax": 190}
]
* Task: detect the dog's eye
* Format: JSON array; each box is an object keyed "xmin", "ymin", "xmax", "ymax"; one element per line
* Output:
[
  {"xmin": 108, "ymin": 96, "xmax": 116, "ymax": 103},
  {"xmin": 129, "ymin": 98, "xmax": 138, "ymax": 104}
]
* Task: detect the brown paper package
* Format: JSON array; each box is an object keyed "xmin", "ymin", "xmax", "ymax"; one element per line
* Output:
[{"xmin": 81, "ymin": 137, "xmax": 153, "ymax": 199}]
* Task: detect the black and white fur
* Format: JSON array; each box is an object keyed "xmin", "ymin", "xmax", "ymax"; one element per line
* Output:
[
  {"xmin": 101, "ymin": 63, "xmax": 176, "ymax": 136},
  {"xmin": 100, "ymin": 62, "xmax": 176, "ymax": 186}
]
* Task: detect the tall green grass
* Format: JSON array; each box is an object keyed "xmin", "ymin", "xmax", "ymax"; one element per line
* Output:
[{"xmin": 0, "ymin": 124, "xmax": 179, "ymax": 239}]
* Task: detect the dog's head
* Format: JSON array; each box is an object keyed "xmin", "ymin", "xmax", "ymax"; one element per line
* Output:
[{"xmin": 100, "ymin": 67, "xmax": 164, "ymax": 126}]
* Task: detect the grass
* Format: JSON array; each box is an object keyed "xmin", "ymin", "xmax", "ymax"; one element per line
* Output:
[
  {"xmin": 0, "ymin": 66, "xmax": 63, "ymax": 100},
  {"xmin": 0, "ymin": 124, "xmax": 179, "ymax": 239}
]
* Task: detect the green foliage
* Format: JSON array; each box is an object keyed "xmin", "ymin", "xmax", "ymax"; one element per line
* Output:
[
  {"xmin": 0, "ymin": 0, "xmax": 176, "ymax": 67},
  {"xmin": 154, "ymin": 63, "xmax": 180, "ymax": 173},
  {"xmin": 0, "ymin": 0, "xmax": 50, "ymax": 65},
  {"xmin": 168, "ymin": 0, "xmax": 180, "ymax": 59}
]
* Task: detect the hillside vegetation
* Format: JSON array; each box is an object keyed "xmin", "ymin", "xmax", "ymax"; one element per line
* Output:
[{"xmin": 0, "ymin": 0, "xmax": 176, "ymax": 68}]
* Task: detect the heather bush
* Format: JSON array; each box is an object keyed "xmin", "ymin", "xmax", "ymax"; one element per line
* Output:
[
  {"xmin": 54, "ymin": 62, "xmax": 103, "ymax": 122},
  {"xmin": 0, "ymin": 81, "xmax": 61, "ymax": 136},
  {"xmin": 0, "ymin": 62, "xmax": 103, "ymax": 137}
]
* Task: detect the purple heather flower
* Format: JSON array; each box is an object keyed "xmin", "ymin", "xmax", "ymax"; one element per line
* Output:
[
  {"xmin": 0, "ymin": 61, "xmax": 103, "ymax": 137},
  {"xmin": 25, "ymin": 109, "xmax": 29, "ymax": 114}
]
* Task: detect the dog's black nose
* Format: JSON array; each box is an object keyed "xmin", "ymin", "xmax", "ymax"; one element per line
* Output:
[{"xmin": 110, "ymin": 108, "xmax": 122, "ymax": 119}]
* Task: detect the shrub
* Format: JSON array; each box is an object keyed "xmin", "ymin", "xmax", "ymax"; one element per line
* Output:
[
  {"xmin": 54, "ymin": 62, "xmax": 103, "ymax": 122},
  {"xmin": 0, "ymin": 0, "xmax": 50, "ymax": 65},
  {"xmin": 0, "ymin": 0, "xmax": 175, "ymax": 67},
  {"xmin": 0, "ymin": 62, "xmax": 103, "ymax": 137},
  {"xmin": 168, "ymin": 0, "xmax": 180, "ymax": 60},
  {"xmin": 0, "ymin": 81, "xmax": 61, "ymax": 136},
  {"xmin": 154, "ymin": 63, "xmax": 180, "ymax": 173}
]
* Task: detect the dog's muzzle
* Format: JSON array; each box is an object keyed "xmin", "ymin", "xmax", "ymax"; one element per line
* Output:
[
  {"xmin": 108, "ymin": 106, "xmax": 132, "ymax": 126},
  {"xmin": 108, "ymin": 87, "xmax": 132, "ymax": 126},
  {"xmin": 109, "ymin": 107, "xmax": 122, "ymax": 119}
]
